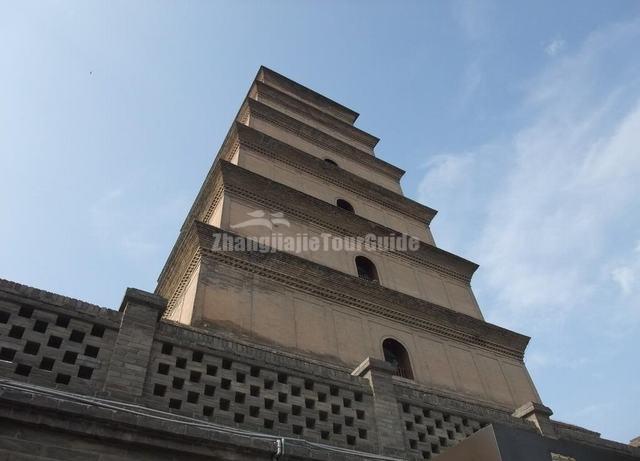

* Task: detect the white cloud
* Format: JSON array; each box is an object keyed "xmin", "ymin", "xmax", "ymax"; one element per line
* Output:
[
  {"xmin": 610, "ymin": 240, "xmax": 640, "ymax": 296},
  {"xmin": 420, "ymin": 19, "xmax": 640, "ymax": 332},
  {"xmin": 545, "ymin": 38, "xmax": 566, "ymax": 56},
  {"xmin": 611, "ymin": 265, "xmax": 636, "ymax": 295},
  {"xmin": 422, "ymin": 16, "xmax": 640, "ymax": 444},
  {"xmin": 420, "ymin": 153, "xmax": 476, "ymax": 191}
]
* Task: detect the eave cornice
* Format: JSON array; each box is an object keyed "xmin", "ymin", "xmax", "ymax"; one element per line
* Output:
[
  {"xmin": 217, "ymin": 160, "xmax": 477, "ymax": 282},
  {"xmin": 233, "ymin": 123, "xmax": 436, "ymax": 225},
  {"xmin": 251, "ymin": 80, "xmax": 379, "ymax": 150},
  {"xmin": 241, "ymin": 98, "xmax": 405, "ymax": 181},
  {"xmin": 159, "ymin": 222, "xmax": 529, "ymax": 361},
  {"xmin": 258, "ymin": 66, "xmax": 359, "ymax": 124}
]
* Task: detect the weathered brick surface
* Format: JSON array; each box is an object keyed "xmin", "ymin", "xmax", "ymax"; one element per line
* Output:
[
  {"xmin": 141, "ymin": 324, "xmax": 377, "ymax": 453},
  {"xmin": 103, "ymin": 288, "xmax": 166, "ymax": 398},
  {"xmin": 354, "ymin": 358, "xmax": 406, "ymax": 458},
  {"xmin": 0, "ymin": 281, "xmax": 118, "ymax": 395},
  {"xmin": 2, "ymin": 62, "xmax": 639, "ymax": 460},
  {"xmin": 0, "ymin": 279, "xmax": 638, "ymax": 460}
]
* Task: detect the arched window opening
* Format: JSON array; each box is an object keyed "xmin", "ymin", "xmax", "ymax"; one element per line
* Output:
[
  {"xmin": 324, "ymin": 158, "xmax": 338, "ymax": 167},
  {"xmin": 382, "ymin": 338, "xmax": 413, "ymax": 380},
  {"xmin": 337, "ymin": 199, "xmax": 354, "ymax": 213},
  {"xmin": 355, "ymin": 256, "xmax": 378, "ymax": 283}
]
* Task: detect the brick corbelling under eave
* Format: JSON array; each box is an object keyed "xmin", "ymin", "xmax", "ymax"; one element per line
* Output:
[
  {"xmin": 160, "ymin": 221, "xmax": 529, "ymax": 360},
  {"xmin": 218, "ymin": 160, "xmax": 477, "ymax": 282},
  {"xmin": 232, "ymin": 122, "xmax": 436, "ymax": 225},
  {"xmin": 244, "ymin": 98, "xmax": 404, "ymax": 181},
  {"xmin": 251, "ymin": 80, "xmax": 379, "ymax": 149},
  {"xmin": 258, "ymin": 65, "xmax": 360, "ymax": 125}
]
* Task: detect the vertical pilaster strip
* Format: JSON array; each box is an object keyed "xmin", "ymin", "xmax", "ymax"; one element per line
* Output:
[
  {"xmin": 353, "ymin": 357, "xmax": 406, "ymax": 458},
  {"xmin": 103, "ymin": 288, "xmax": 166, "ymax": 399}
]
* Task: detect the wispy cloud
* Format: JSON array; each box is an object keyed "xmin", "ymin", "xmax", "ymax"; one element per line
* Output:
[
  {"xmin": 610, "ymin": 240, "xmax": 640, "ymax": 296},
  {"xmin": 421, "ymin": 18, "xmax": 640, "ymax": 329},
  {"xmin": 545, "ymin": 38, "xmax": 566, "ymax": 57},
  {"xmin": 419, "ymin": 18, "xmax": 640, "ymax": 440}
]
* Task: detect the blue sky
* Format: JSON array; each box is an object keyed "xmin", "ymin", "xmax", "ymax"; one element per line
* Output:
[{"xmin": 1, "ymin": 0, "xmax": 639, "ymax": 443}]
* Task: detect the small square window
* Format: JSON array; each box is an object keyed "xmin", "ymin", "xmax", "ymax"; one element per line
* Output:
[
  {"xmin": 23, "ymin": 341, "xmax": 40, "ymax": 355},
  {"xmin": 18, "ymin": 306, "xmax": 34, "ymax": 318},
  {"xmin": 56, "ymin": 315, "xmax": 71, "ymax": 328},
  {"xmin": 90, "ymin": 324, "xmax": 105, "ymax": 337},
  {"xmin": 33, "ymin": 320, "xmax": 48, "ymax": 333},
  {"xmin": 9, "ymin": 326, "xmax": 25, "ymax": 339},
  {"xmin": 47, "ymin": 336, "xmax": 63, "ymax": 348},
  {"xmin": 55, "ymin": 373, "xmax": 70, "ymax": 384},
  {"xmin": 153, "ymin": 384, "xmax": 167, "ymax": 396},
  {"xmin": 84, "ymin": 345, "xmax": 100, "ymax": 358},
  {"xmin": 39, "ymin": 357, "xmax": 55, "ymax": 371},
  {"xmin": 78, "ymin": 366, "xmax": 94, "ymax": 379},
  {"xmin": 62, "ymin": 351, "xmax": 78, "ymax": 364},
  {"xmin": 15, "ymin": 364, "xmax": 31, "ymax": 376},
  {"xmin": 0, "ymin": 348, "xmax": 16, "ymax": 361},
  {"xmin": 69, "ymin": 330, "xmax": 85, "ymax": 343}
]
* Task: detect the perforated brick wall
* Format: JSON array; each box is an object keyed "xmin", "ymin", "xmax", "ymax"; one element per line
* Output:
[
  {"xmin": 142, "ymin": 339, "xmax": 376, "ymax": 452},
  {"xmin": 0, "ymin": 300, "xmax": 117, "ymax": 393},
  {"xmin": 399, "ymin": 401, "xmax": 487, "ymax": 459}
]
